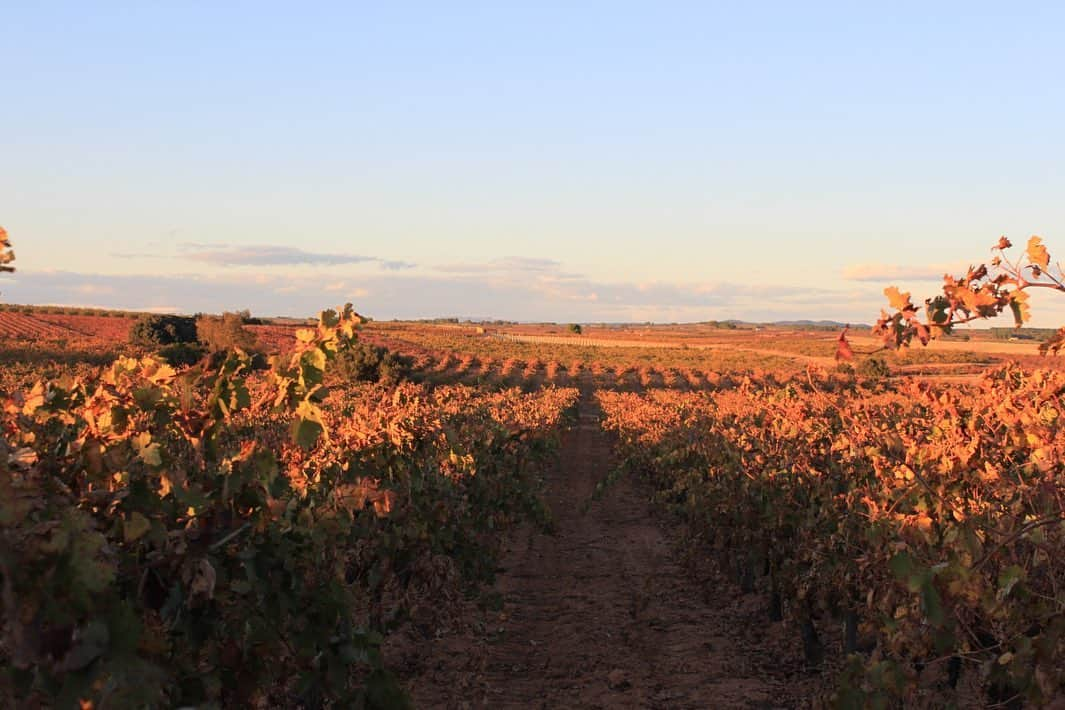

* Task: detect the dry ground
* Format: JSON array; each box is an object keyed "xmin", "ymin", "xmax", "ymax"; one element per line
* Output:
[{"xmin": 391, "ymin": 380, "xmax": 821, "ymax": 709}]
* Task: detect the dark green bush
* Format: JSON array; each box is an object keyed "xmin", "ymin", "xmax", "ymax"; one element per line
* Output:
[
  {"xmin": 157, "ymin": 342, "xmax": 206, "ymax": 367},
  {"xmin": 835, "ymin": 362, "xmax": 855, "ymax": 376},
  {"xmin": 129, "ymin": 314, "xmax": 198, "ymax": 347},
  {"xmin": 332, "ymin": 342, "xmax": 412, "ymax": 384},
  {"xmin": 856, "ymin": 356, "xmax": 891, "ymax": 379}
]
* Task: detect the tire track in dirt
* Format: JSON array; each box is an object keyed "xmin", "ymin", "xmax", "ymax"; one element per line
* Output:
[{"xmin": 399, "ymin": 380, "xmax": 812, "ymax": 708}]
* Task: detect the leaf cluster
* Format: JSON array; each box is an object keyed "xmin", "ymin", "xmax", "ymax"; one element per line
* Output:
[{"xmin": 872, "ymin": 236, "xmax": 1065, "ymax": 355}]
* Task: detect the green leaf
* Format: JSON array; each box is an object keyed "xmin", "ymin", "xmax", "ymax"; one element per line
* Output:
[
  {"xmin": 106, "ymin": 602, "xmax": 143, "ymax": 657},
  {"xmin": 906, "ymin": 573, "xmax": 924, "ymax": 594},
  {"xmin": 934, "ymin": 627, "xmax": 956, "ymax": 655},
  {"xmin": 123, "ymin": 512, "xmax": 151, "ymax": 542},
  {"xmin": 133, "ymin": 433, "xmax": 163, "ymax": 467},
  {"xmin": 997, "ymin": 565, "xmax": 1025, "ymax": 600},
  {"xmin": 292, "ymin": 417, "xmax": 324, "ymax": 450},
  {"xmin": 921, "ymin": 577, "xmax": 944, "ymax": 627},
  {"xmin": 292, "ymin": 400, "xmax": 326, "ymax": 449},
  {"xmin": 57, "ymin": 620, "xmax": 109, "ymax": 671},
  {"xmin": 889, "ymin": 552, "xmax": 915, "ymax": 581}
]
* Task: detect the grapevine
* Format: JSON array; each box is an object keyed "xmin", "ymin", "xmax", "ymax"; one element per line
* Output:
[{"xmin": 0, "ymin": 228, "xmax": 579, "ymax": 707}]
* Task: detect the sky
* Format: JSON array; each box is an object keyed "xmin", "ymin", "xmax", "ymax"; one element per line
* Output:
[{"xmin": 4, "ymin": 2, "xmax": 1065, "ymax": 325}]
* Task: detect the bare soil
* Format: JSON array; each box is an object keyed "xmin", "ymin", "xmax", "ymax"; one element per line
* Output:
[{"xmin": 391, "ymin": 386, "xmax": 822, "ymax": 709}]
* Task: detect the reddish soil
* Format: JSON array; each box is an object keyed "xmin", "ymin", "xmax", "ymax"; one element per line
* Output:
[
  {"xmin": 0, "ymin": 312, "xmax": 137, "ymax": 342},
  {"xmin": 0, "ymin": 312, "xmax": 85, "ymax": 339},
  {"xmin": 248, "ymin": 323, "xmax": 302, "ymax": 353},
  {"xmin": 391, "ymin": 383, "xmax": 820, "ymax": 709},
  {"xmin": 37, "ymin": 313, "xmax": 136, "ymax": 341}
]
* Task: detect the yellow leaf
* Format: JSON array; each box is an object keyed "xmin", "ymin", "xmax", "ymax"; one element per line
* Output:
[
  {"xmin": 1010, "ymin": 290, "xmax": 1031, "ymax": 325},
  {"xmin": 884, "ymin": 286, "xmax": 912, "ymax": 311},
  {"xmin": 1027, "ymin": 235, "xmax": 1050, "ymax": 269},
  {"xmin": 141, "ymin": 443, "xmax": 162, "ymax": 467}
]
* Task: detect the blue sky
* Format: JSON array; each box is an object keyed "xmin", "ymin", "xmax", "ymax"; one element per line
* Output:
[{"xmin": 4, "ymin": 2, "xmax": 1065, "ymax": 324}]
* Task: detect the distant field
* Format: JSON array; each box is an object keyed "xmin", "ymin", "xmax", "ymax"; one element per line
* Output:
[
  {"xmin": 366, "ymin": 321, "xmax": 1062, "ymax": 382},
  {"xmin": 2, "ymin": 311, "xmax": 1061, "ymax": 387}
]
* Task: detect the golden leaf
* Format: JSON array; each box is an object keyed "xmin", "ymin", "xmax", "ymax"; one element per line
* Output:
[
  {"xmin": 884, "ymin": 286, "xmax": 912, "ymax": 311},
  {"xmin": 1027, "ymin": 235, "xmax": 1050, "ymax": 269}
]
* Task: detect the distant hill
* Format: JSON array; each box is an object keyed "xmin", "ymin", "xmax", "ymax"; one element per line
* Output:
[{"xmin": 769, "ymin": 320, "xmax": 861, "ymax": 329}]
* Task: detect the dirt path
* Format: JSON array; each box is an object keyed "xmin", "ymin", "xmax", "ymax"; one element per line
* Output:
[{"xmin": 397, "ymin": 386, "xmax": 814, "ymax": 708}]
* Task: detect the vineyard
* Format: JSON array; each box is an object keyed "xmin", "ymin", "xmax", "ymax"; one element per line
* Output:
[
  {"xmin": 600, "ymin": 369, "xmax": 1065, "ymax": 707},
  {"xmin": 0, "ymin": 306, "xmax": 579, "ymax": 707},
  {"xmin": 2, "ymin": 238, "xmax": 1065, "ymax": 707},
  {"xmin": 0, "ymin": 312, "xmax": 85, "ymax": 340}
]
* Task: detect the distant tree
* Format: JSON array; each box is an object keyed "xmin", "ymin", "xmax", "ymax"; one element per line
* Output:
[
  {"xmin": 196, "ymin": 312, "xmax": 259, "ymax": 352},
  {"xmin": 234, "ymin": 308, "xmax": 265, "ymax": 325},
  {"xmin": 568, "ymin": 323, "xmax": 583, "ymax": 334},
  {"xmin": 130, "ymin": 314, "xmax": 198, "ymax": 347}
]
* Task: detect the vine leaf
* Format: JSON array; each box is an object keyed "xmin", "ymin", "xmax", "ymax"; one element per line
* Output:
[
  {"xmin": 1009, "ymin": 290, "xmax": 1031, "ymax": 326},
  {"xmin": 1026, "ymin": 236, "xmax": 1050, "ymax": 269},
  {"xmin": 884, "ymin": 286, "xmax": 913, "ymax": 311},
  {"xmin": 123, "ymin": 512, "xmax": 151, "ymax": 542},
  {"xmin": 1039, "ymin": 327, "xmax": 1065, "ymax": 356}
]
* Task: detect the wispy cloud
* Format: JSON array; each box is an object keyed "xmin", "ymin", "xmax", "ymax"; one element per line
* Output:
[
  {"xmin": 436, "ymin": 257, "xmax": 564, "ymax": 274},
  {"xmin": 380, "ymin": 260, "xmax": 417, "ymax": 271},
  {"xmin": 184, "ymin": 244, "xmax": 378, "ymax": 267},
  {"xmin": 114, "ymin": 243, "xmax": 417, "ymax": 270},
  {"xmin": 66, "ymin": 283, "xmax": 117, "ymax": 296},
  {"xmin": 111, "ymin": 251, "xmax": 165, "ymax": 260},
  {"xmin": 842, "ymin": 262, "xmax": 968, "ymax": 282}
]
